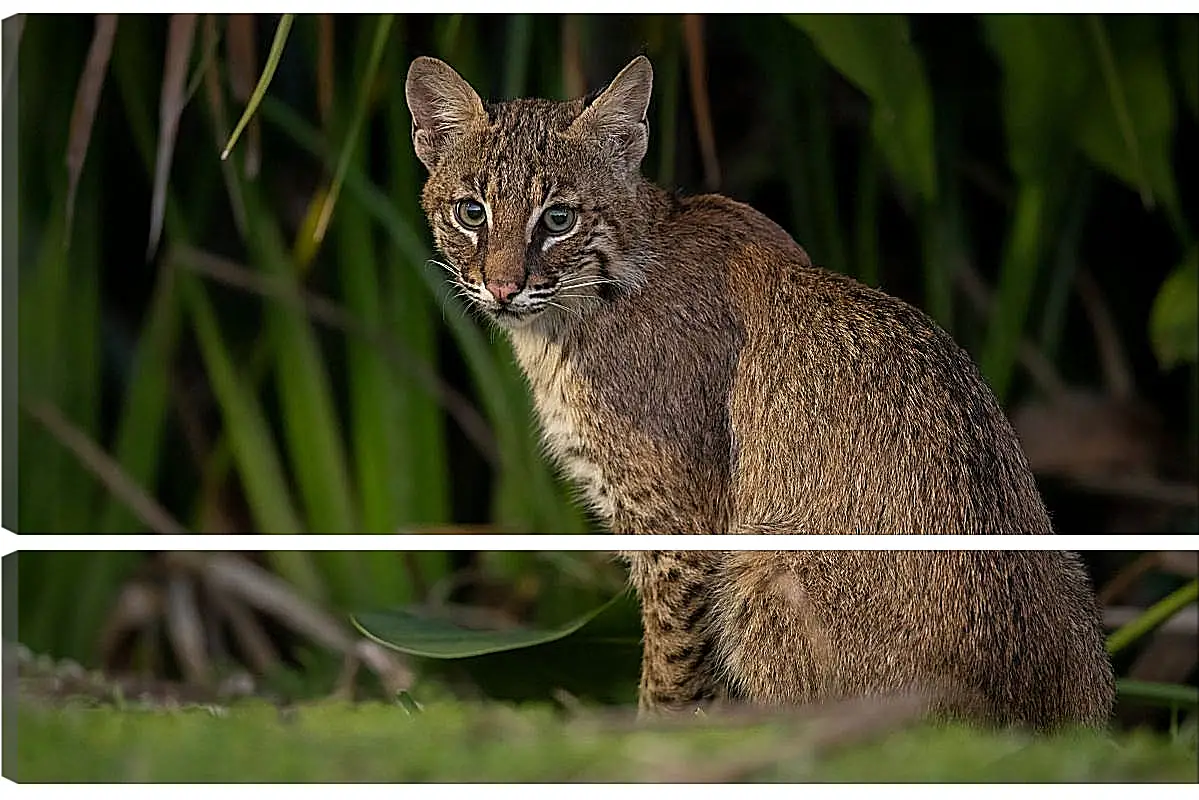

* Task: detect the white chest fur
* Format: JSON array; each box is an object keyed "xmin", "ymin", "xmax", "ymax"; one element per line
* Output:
[{"xmin": 507, "ymin": 330, "xmax": 617, "ymax": 521}]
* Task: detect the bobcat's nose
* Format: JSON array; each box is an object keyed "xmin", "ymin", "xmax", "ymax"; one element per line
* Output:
[{"xmin": 486, "ymin": 280, "xmax": 522, "ymax": 304}]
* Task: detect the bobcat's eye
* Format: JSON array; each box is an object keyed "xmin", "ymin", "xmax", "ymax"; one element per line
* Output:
[
  {"xmin": 541, "ymin": 205, "xmax": 576, "ymax": 234},
  {"xmin": 454, "ymin": 199, "xmax": 487, "ymax": 229}
]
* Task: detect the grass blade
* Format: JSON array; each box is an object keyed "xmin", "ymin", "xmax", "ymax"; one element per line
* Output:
[
  {"xmin": 1108, "ymin": 579, "xmax": 1199, "ymax": 655},
  {"xmin": 560, "ymin": 15, "xmax": 584, "ymax": 98},
  {"xmin": 649, "ymin": 19, "xmax": 680, "ymax": 188},
  {"xmin": 262, "ymin": 551, "xmax": 329, "ymax": 606},
  {"xmin": 200, "ymin": 14, "xmax": 248, "ymax": 236},
  {"xmin": 1033, "ymin": 173, "xmax": 1091, "ymax": 363},
  {"xmin": 19, "ymin": 551, "xmax": 141, "ymax": 663},
  {"xmin": 1078, "ymin": 15, "xmax": 1181, "ymax": 232},
  {"xmin": 299, "ymin": 13, "xmax": 393, "ymax": 263},
  {"xmin": 854, "ymin": 138, "xmax": 881, "ymax": 289},
  {"xmin": 225, "ymin": 14, "xmax": 261, "ymax": 177},
  {"xmin": 1086, "ymin": 15, "xmax": 1146, "ymax": 203},
  {"xmin": 1117, "ymin": 679, "xmax": 1199, "ymax": 710},
  {"xmin": 147, "ymin": 13, "xmax": 196, "ymax": 259},
  {"xmin": 316, "ymin": 15, "xmax": 334, "ymax": 126},
  {"xmin": 502, "ymin": 14, "xmax": 532, "ymax": 99},
  {"xmin": 64, "ymin": 13, "xmax": 117, "ymax": 245},
  {"xmin": 181, "ymin": 271, "xmax": 304, "ymax": 533},
  {"xmin": 18, "ymin": 190, "xmax": 102, "ymax": 531},
  {"xmin": 979, "ymin": 181, "xmax": 1047, "ymax": 404},
  {"xmin": 222, "ymin": 13, "xmax": 293, "ymax": 160},
  {"xmin": 20, "ymin": 398, "xmax": 187, "ymax": 534},
  {"xmin": 337, "ymin": 182, "xmax": 405, "ymax": 533},
  {"xmin": 384, "ymin": 47, "xmax": 454, "ymax": 529},
  {"xmin": 174, "ymin": 243, "xmax": 493, "ymax": 466},
  {"xmin": 241, "ymin": 183, "xmax": 359, "ymax": 533},
  {"xmin": 789, "ymin": 13, "xmax": 937, "ymax": 203},
  {"xmin": 682, "ymin": 14, "xmax": 720, "ymax": 190},
  {"xmin": 97, "ymin": 264, "xmax": 183, "ymax": 533}
]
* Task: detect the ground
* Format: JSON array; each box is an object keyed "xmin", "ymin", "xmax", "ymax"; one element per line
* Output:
[{"xmin": 12, "ymin": 694, "xmax": 1198, "ymax": 783}]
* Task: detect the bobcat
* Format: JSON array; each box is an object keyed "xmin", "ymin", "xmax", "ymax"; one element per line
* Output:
[{"xmin": 406, "ymin": 55, "xmax": 1115, "ymax": 729}]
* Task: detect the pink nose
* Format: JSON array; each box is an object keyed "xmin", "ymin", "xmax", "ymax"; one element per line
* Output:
[{"xmin": 487, "ymin": 280, "xmax": 521, "ymax": 304}]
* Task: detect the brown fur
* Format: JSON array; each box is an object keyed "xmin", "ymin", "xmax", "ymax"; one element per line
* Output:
[{"xmin": 406, "ymin": 55, "xmax": 1115, "ymax": 729}]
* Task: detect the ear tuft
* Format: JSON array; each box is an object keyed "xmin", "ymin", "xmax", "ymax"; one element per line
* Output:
[{"xmin": 405, "ymin": 56, "xmax": 487, "ymax": 170}]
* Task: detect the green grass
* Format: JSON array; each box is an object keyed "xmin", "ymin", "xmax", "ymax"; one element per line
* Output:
[{"xmin": 13, "ymin": 700, "xmax": 1198, "ymax": 783}]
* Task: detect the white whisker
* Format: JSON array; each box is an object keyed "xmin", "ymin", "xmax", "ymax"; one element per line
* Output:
[
  {"xmin": 426, "ymin": 258, "xmax": 461, "ymax": 277},
  {"xmin": 546, "ymin": 301, "xmax": 583, "ymax": 320},
  {"xmin": 556, "ymin": 280, "xmax": 620, "ymax": 293},
  {"xmin": 450, "ymin": 287, "xmax": 478, "ymax": 306},
  {"xmin": 557, "ymin": 275, "xmax": 622, "ymax": 289}
]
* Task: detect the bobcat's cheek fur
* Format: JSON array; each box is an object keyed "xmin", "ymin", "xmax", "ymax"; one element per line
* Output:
[{"xmin": 406, "ymin": 55, "xmax": 1116, "ymax": 731}]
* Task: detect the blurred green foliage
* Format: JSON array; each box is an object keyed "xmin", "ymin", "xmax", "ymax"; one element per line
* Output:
[
  {"xmin": 13, "ymin": 549, "xmax": 637, "ymax": 703},
  {"xmin": 14, "ymin": 548, "xmax": 1197, "ymax": 729},
  {"xmin": 9, "ymin": 13, "xmax": 1197, "ymax": 535}
]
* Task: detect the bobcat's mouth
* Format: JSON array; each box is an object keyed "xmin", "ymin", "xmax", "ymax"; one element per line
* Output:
[
  {"xmin": 471, "ymin": 280, "xmax": 566, "ymax": 327},
  {"xmin": 487, "ymin": 298, "xmax": 555, "ymax": 328},
  {"xmin": 493, "ymin": 303, "xmax": 537, "ymax": 321}
]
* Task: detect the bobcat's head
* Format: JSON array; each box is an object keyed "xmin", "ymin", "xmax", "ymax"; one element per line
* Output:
[{"xmin": 406, "ymin": 56, "xmax": 654, "ymax": 330}]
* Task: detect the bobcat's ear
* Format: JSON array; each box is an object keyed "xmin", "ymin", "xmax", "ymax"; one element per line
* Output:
[
  {"xmin": 568, "ymin": 56, "xmax": 653, "ymax": 172},
  {"xmin": 405, "ymin": 56, "xmax": 487, "ymax": 170}
]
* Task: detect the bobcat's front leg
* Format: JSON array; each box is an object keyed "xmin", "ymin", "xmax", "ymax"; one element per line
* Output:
[{"xmin": 625, "ymin": 550, "xmax": 728, "ymax": 714}]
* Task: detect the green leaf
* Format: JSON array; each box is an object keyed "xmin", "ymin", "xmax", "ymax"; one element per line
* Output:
[
  {"xmin": 1107, "ymin": 579, "xmax": 1199, "ymax": 655},
  {"xmin": 222, "ymin": 13, "xmax": 293, "ymax": 160},
  {"xmin": 1118, "ymin": 680, "xmax": 1199, "ymax": 711},
  {"xmin": 788, "ymin": 14, "xmax": 937, "ymax": 203},
  {"xmin": 985, "ymin": 16, "xmax": 1183, "ymax": 233},
  {"xmin": 1077, "ymin": 16, "xmax": 1181, "ymax": 228},
  {"xmin": 351, "ymin": 593, "xmax": 623, "ymax": 659},
  {"xmin": 1149, "ymin": 247, "xmax": 1199, "ymax": 371},
  {"xmin": 982, "ymin": 14, "xmax": 1090, "ymax": 182}
]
